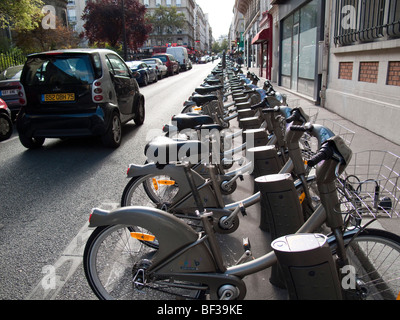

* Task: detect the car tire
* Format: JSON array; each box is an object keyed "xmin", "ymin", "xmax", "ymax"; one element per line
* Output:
[
  {"xmin": 143, "ymin": 74, "xmax": 148, "ymax": 86},
  {"xmin": 18, "ymin": 131, "xmax": 45, "ymax": 149},
  {"xmin": 133, "ymin": 97, "xmax": 145, "ymax": 126},
  {"xmin": 0, "ymin": 113, "xmax": 13, "ymax": 141},
  {"xmin": 101, "ymin": 111, "xmax": 122, "ymax": 148}
]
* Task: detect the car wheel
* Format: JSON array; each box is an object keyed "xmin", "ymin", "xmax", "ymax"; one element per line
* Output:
[
  {"xmin": 133, "ymin": 97, "xmax": 145, "ymax": 126},
  {"xmin": 102, "ymin": 112, "xmax": 122, "ymax": 148},
  {"xmin": 0, "ymin": 113, "xmax": 13, "ymax": 141},
  {"xmin": 154, "ymin": 73, "xmax": 158, "ymax": 82},
  {"xmin": 143, "ymin": 74, "xmax": 148, "ymax": 86},
  {"xmin": 18, "ymin": 131, "xmax": 45, "ymax": 149}
]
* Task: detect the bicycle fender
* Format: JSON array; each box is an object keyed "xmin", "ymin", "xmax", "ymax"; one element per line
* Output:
[{"xmin": 89, "ymin": 206, "xmax": 217, "ymax": 273}]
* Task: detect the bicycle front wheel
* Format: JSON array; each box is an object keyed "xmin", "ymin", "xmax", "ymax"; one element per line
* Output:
[
  {"xmin": 84, "ymin": 225, "xmax": 207, "ymax": 300},
  {"xmin": 339, "ymin": 228, "xmax": 400, "ymax": 300}
]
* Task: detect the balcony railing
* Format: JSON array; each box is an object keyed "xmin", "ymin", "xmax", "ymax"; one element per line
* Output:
[{"xmin": 334, "ymin": 0, "xmax": 400, "ymax": 45}]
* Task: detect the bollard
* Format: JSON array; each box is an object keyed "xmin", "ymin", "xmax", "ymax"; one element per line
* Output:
[
  {"xmin": 271, "ymin": 233, "xmax": 343, "ymax": 300},
  {"xmin": 255, "ymin": 173, "xmax": 304, "ymax": 288}
]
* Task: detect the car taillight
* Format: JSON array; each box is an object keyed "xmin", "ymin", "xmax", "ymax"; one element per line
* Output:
[{"xmin": 93, "ymin": 80, "xmax": 104, "ymax": 102}]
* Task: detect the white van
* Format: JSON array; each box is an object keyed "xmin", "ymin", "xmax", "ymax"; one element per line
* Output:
[{"xmin": 166, "ymin": 46, "xmax": 191, "ymax": 71}]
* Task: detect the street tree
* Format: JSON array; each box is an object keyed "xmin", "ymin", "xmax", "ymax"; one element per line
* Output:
[
  {"xmin": 81, "ymin": 0, "xmax": 152, "ymax": 51},
  {"xmin": 0, "ymin": 0, "xmax": 44, "ymax": 31},
  {"xmin": 15, "ymin": 24, "xmax": 81, "ymax": 52},
  {"xmin": 147, "ymin": 5, "xmax": 185, "ymax": 45}
]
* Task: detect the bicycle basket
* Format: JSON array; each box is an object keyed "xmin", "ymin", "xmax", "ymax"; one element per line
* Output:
[
  {"xmin": 300, "ymin": 119, "xmax": 355, "ymax": 162},
  {"xmin": 337, "ymin": 150, "xmax": 400, "ymax": 218}
]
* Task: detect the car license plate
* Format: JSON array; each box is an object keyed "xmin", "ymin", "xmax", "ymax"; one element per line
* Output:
[
  {"xmin": 42, "ymin": 93, "xmax": 75, "ymax": 102},
  {"xmin": 1, "ymin": 89, "xmax": 18, "ymax": 96}
]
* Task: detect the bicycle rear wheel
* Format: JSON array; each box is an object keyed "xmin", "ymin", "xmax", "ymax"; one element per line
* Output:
[
  {"xmin": 339, "ymin": 228, "xmax": 400, "ymax": 300},
  {"xmin": 121, "ymin": 174, "xmax": 179, "ymax": 209},
  {"xmin": 84, "ymin": 225, "xmax": 207, "ymax": 300}
]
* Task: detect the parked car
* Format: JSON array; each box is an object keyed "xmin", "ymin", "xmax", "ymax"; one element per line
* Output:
[
  {"xmin": 166, "ymin": 46, "xmax": 191, "ymax": 71},
  {"xmin": 17, "ymin": 48, "xmax": 145, "ymax": 149},
  {"xmin": 152, "ymin": 53, "xmax": 179, "ymax": 76},
  {"xmin": 0, "ymin": 98, "xmax": 13, "ymax": 141},
  {"xmin": 142, "ymin": 58, "xmax": 168, "ymax": 79},
  {"xmin": 0, "ymin": 65, "xmax": 26, "ymax": 119},
  {"xmin": 199, "ymin": 56, "xmax": 208, "ymax": 64},
  {"xmin": 126, "ymin": 61, "xmax": 157, "ymax": 86}
]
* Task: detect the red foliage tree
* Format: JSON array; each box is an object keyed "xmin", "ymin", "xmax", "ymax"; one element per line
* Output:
[{"xmin": 82, "ymin": 0, "xmax": 152, "ymax": 50}]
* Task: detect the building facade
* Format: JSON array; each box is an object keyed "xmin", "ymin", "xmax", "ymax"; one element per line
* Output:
[
  {"xmin": 232, "ymin": 0, "xmax": 400, "ymax": 145},
  {"xmin": 140, "ymin": 0, "xmax": 196, "ymax": 50},
  {"xmin": 325, "ymin": 0, "xmax": 400, "ymax": 145}
]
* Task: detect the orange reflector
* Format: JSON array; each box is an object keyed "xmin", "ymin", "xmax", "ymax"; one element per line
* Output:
[
  {"xmin": 303, "ymin": 160, "xmax": 308, "ymax": 165},
  {"xmin": 194, "ymin": 107, "xmax": 202, "ymax": 111},
  {"xmin": 152, "ymin": 178, "xmax": 158, "ymax": 191},
  {"xmin": 397, "ymin": 291, "xmax": 400, "ymax": 300},
  {"xmin": 131, "ymin": 232, "xmax": 156, "ymax": 242},
  {"xmin": 152, "ymin": 178, "xmax": 175, "ymax": 190},
  {"xmin": 157, "ymin": 180, "xmax": 175, "ymax": 185},
  {"xmin": 299, "ymin": 192, "xmax": 305, "ymax": 204}
]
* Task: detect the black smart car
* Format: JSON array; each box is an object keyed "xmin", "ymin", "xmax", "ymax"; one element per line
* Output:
[{"xmin": 17, "ymin": 48, "xmax": 145, "ymax": 148}]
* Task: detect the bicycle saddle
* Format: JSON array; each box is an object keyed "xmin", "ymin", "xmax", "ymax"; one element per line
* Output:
[
  {"xmin": 204, "ymin": 79, "xmax": 222, "ymax": 85},
  {"xmin": 191, "ymin": 94, "xmax": 218, "ymax": 106},
  {"xmin": 195, "ymin": 85, "xmax": 222, "ymax": 95},
  {"xmin": 144, "ymin": 136, "xmax": 205, "ymax": 164},
  {"xmin": 194, "ymin": 123, "xmax": 223, "ymax": 131},
  {"xmin": 171, "ymin": 113, "xmax": 214, "ymax": 130}
]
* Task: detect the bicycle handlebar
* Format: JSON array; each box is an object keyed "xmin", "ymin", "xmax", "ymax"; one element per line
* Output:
[
  {"xmin": 285, "ymin": 109, "xmax": 302, "ymax": 124},
  {"xmin": 307, "ymin": 143, "xmax": 334, "ymax": 167}
]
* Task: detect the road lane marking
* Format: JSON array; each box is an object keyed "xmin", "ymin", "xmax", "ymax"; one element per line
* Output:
[{"xmin": 25, "ymin": 202, "xmax": 119, "ymax": 300}]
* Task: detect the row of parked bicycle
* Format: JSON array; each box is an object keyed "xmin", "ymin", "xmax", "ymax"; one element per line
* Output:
[{"xmin": 83, "ymin": 57, "xmax": 400, "ymax": 300}]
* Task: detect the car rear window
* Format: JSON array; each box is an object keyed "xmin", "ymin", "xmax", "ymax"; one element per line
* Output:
[
  {"xmin": 22, "ymin": 54, "xmax": 100, "ymax": 86},
  {"xmin": 153, "ymin": 55, "xmax": 167, "ymax": 63}
]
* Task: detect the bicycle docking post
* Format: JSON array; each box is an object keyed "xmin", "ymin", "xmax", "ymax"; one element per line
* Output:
[
  {"xmin": 247, "ymin": 145, "xmax": 282, "ymax": 179},
  {"xmin": 239, "ymin": 115, "xmax": 263, "ymax": 131},
  {"xmin": 271, "ymin": 233, "xmax": 343, "ymax": 300},
  {"xmin": 255, "ymin": 173, "xmax": 304, "ymax": 288}
]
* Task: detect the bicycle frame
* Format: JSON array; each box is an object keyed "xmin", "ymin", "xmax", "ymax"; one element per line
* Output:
[{"xmin": 89, "ymin": 137, "xmax": 354, "ymax": 300}]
